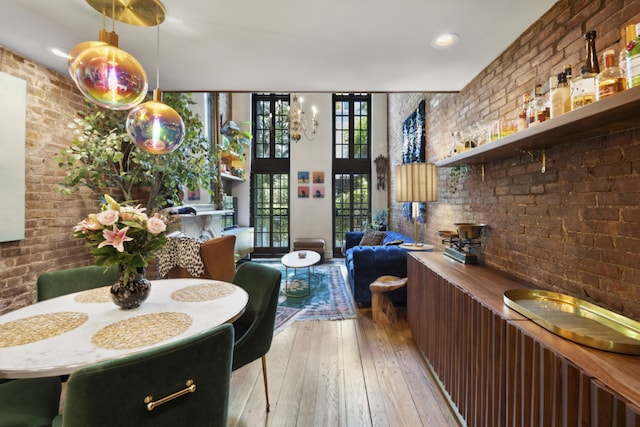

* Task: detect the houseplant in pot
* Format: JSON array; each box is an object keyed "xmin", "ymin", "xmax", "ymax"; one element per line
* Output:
[{"xmin": 56, "ymin": 93, "xmax": 215, "ymax": 211}]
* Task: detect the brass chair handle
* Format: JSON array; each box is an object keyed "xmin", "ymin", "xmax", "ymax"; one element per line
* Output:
[{"xmin": 144, "ymin": 379, "xmax": 197, "ymax": 411}]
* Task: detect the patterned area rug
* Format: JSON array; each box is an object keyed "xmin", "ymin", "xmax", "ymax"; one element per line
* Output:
[{"xmin": 255, "ymin": 260, "xmax": 357, "ymax": 335}]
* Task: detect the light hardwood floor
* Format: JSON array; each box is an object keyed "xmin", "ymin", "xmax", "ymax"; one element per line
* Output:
[{"xmin": 228, "ymin": 309, "xmax": 461, "ymax": 427}]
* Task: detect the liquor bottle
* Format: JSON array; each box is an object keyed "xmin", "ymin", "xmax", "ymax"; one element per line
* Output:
[
  {"xmin": 571, "ymin": 31, "xmax": 599, "ymax": 110},
  {"xmin": 584, "ymin": 30, "xmax": 600, "ymax": 74},
  {"xmin": 571, "ymin": 65, "xmax": 596, "ymax": 109},
  {"xmin": 596, "ymin": 49, "xmax": 627, "ymax": 100},
  {"xmin": 517, "ymin": 92, "xmax": 530, "ymax": 131},
  {"xmin": 550, "ymin": 72, "xmax": 571, "ymax": 118},
  {"xmin": 563, "ymin": 64, "xmax": 572, "ymax": 84},
  {"xmin": 626, "ymin": 24, "xmax": 640, "ymax": 88},
  {"xmin": 528, "ymin": 84, "xmax": 547, "ymax": 126}
]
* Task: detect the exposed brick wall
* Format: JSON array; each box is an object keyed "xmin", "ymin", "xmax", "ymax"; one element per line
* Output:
[
  {"xmin": 0, "ymin": 47, "xmax": 97, "ymax": 314},
  {"xmin": 389, "ymin": 0, "xmax": 640, "ymax": 319}
]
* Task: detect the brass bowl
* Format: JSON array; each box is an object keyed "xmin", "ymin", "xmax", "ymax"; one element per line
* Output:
[
  {"xmin": 438, "ymin": 230, "xmax": 458, "ymax": 239},
  {"xmin": 453, "ymin": 223, "xmax": 486, "ymax": 240}
]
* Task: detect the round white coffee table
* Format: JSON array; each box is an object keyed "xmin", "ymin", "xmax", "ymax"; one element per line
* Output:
[{"xmin": 281, "ymin": 250, "xmax": 321, "ymax": 297}]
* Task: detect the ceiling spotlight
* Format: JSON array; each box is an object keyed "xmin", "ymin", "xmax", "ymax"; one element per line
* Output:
[{"xmin": 431, "ymin": 33, "xmax": 460, "ymax": 49}]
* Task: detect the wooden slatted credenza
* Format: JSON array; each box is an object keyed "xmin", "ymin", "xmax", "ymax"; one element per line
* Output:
[{"xmin": 407, "ymin": 252, "xmax": 640, "ymax": 427}]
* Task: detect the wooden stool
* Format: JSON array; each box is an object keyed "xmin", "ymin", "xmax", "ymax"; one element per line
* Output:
[{"xmin": 369, "ymin": 275, "xmax": 408, "ymax": 326}]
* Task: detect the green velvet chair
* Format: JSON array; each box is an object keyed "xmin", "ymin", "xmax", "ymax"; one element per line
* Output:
[
  {"xmin": 231, "ymin": 262, "xmax": 282, "ymax": 412},
  {"xmin": 0, "ymin": 376, "xmax": 62, "ymax": 427},
  {"xmin": 37, "ymin": 265, "xmax": 119, "ymax": 302},
  {"xmin": 52, "ymin": 323, "xmax": 234, "ymax": 427}
]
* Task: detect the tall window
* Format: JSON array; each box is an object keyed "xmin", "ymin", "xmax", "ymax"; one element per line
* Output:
[
  {"xmin": 251, "ymin": 94, "xmax": 291, "ymax": 255},
  {"xmin": 332, "ymin": 93, "xmax": 371, "ymax": 255}
]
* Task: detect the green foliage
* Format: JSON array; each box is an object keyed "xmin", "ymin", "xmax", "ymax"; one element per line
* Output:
[
  {"xmin": 56, "ymin": 93, "xmax": 215, "ymax": 210},
  {"xmin": 220, "ymin": 120, "xmax": 252, "ymax": 157},
  {"xmin": 448, "ymin": 165, "xmax": 469, "ymax": 194}
]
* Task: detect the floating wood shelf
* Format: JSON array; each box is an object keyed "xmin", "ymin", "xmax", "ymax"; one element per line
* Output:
[
  {"xmin": 436, "ymin": 85, "xmax": 640, "ymax": 168},
  {"xmin": 220, "ymin": 172, "xmax": 244, "ymax": 182}
]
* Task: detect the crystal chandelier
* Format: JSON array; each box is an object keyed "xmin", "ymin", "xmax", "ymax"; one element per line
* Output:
[{"xmin": 287, "ymin": 94, "xmax": 318, "ymax": 142}]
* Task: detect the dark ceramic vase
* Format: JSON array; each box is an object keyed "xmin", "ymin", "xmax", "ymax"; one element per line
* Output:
[{"xmin": 111, "ymin": 266, "xmax": 151, "ymax": 309}]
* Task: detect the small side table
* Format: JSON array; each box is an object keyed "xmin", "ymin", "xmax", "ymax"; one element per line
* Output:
[
  {"xmin": 281, "ymin": 250, "xmax": 321, "ymax": 298},
  {"xmin": 369, "ymin": 275, "xmax": 408, "ymax": 326}
]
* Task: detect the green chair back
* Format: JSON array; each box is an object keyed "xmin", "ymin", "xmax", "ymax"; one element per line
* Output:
[
  {"xmin": 230, "ymin": 262, "xmax": 282, "ymax": 370},
  {"xmin": 0, "ymin": 377, "xmax": 61, "ymax": 427},
  {"xmin": 37, "ymin": 265, "xmax": 119, "ymax": 301},
  {"xmin": 53, "ymin": 324, "xmax": 234, "ymax": 427}
]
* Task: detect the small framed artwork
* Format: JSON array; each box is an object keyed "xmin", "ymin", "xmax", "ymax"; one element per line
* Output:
[
  {"xmin": 182, "ymin": 185, "xmax": 211, "ymax": 205},
  {"xmin": 298, "ymin": 186, "xmax": 310, "ymax": 198},
  {"xmin": 298, "ymin": 171, "xmax": 309, "ymax": 183},
  {"xmin": 312, "ymin": 186, "xmax": 324, "ymax": 198},
  {"xmin": 312, "ymin": 171, "xmax": 324, "ymax": 184}
]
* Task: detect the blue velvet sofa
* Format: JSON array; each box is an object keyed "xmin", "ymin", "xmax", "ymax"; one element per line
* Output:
[{"xmin": 343, "ymin": 230, "xmax": 414, "ymax": 306}]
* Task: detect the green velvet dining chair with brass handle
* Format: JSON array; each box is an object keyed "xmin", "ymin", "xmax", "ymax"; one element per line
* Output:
[
  {"xmin": 0, "ymin": 377, "xmax": 62, "ymax": 427},
  {"xmin": 52, "ymin": 323, "xmax": 234, "ymax": 427},
  {"xmin": 37, "ymin": 265, "xmax": 119, "ymax": 302},
  {"xmin": 230, "ymin": 262, "xmax": 282, "ymax": 412}
]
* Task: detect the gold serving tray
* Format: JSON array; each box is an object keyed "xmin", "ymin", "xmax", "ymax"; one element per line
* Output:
[{"xmin": 504, "ymin": 289, "xmax": 640, "ymax": 355}]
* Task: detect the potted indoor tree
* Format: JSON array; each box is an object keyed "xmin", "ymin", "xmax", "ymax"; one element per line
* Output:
[{"xmin": 56, "ymin": 93, "xmax": 215, "ymax": 211}]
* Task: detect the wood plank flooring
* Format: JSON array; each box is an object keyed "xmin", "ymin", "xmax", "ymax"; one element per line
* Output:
[{"xmin": 228, "ymin": 309, "xmax": 462, "ymax": 427}]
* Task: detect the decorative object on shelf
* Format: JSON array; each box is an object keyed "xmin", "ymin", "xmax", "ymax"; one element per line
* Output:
[
  {"xmin": 625, "ymin": 24, "xmax": 640, "ymax": 88},
  {"xmin": 111, "ymin": 266, "xmax": 151, "ymax": 309},
  {"xmin": 285, "ymin": 94, "xmax": 318, "ymax": 142},
  {"xmin": 374, "ymin": 155, "xmax": 388, "ymax": 190},
  {"xmin": 73, "ymin": 194, "xmax": 170, "ymax": 308},
  {"xmin": 395, "ymin": 163, "xmax": 438, "ymax": 249},
  {"xmin": 69, "ymin": 0, "xmax": 167, "ymax": 110},
  {"xmin": 126, "ymin": 15, "xmax": 184, "ymax": 155}
]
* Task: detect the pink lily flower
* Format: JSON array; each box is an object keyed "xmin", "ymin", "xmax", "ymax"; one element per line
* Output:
[{"xmin": 98, "ymin": 224, "xmax": 133, "ymax": 252}]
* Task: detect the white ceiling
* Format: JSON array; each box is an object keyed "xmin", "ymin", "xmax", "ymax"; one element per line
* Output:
[{"xmin": 0, "ymin": 0, "xmax": 557, "ymax": 93}]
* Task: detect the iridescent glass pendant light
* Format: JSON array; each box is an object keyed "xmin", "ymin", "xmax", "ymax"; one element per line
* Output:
[
  {"xmin": 126, "ymin": 15, "xmax": 184, "ymax": 154},
  {"xmin": 68, "ymin": 0, "xmax": 166, "ymax": 111}
]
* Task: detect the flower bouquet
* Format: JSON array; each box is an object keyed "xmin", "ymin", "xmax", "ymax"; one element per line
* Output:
[{"xmin": 73, "ymin": 195, "xmax": 170, "ymax": 307}]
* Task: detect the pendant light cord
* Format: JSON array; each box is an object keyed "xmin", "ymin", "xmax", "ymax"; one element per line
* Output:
[{"xmin": 156, "ymin": 22, "xmax": 160, "ymax": 90}]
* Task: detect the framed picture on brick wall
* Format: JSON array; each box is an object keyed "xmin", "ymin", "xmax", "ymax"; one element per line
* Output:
[{"xmin": 0, "ymin": 72, "xmax": 26, "ymax": 242}]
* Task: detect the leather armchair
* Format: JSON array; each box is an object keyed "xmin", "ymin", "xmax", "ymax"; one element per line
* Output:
[{"xmin": 166, "ymin": 235, "xmax": 237, "ymax": 282}]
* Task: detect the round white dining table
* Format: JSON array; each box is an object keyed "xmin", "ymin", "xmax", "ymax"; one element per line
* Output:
[{"xmin": 0, "ymin": 278, "xmax": 248, "ymax": 379}]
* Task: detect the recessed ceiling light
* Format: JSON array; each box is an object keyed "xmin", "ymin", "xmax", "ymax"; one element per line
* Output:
[
  {"xmin": 431, "ymin": 33, "xmax": 460, "ymax": 49},
  {"xmin": 49, "ymin": 47, "xmax": 70, "ymax": 59}
]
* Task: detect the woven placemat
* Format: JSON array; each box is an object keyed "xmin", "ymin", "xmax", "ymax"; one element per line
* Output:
[
  {"xmin": 171, "ymin": 282, "xmax": 236, "ymax": 302},
  {"xmin": 75, "ymin": 287, "xmax": 111, "ymax": 303},
  {"xmin": 91, "ymin": 312, "xmax": 192, "ymax": 350},
  {"xmin": 0, "ymin": 312, "xmax": 89, "ymax": 348}
]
